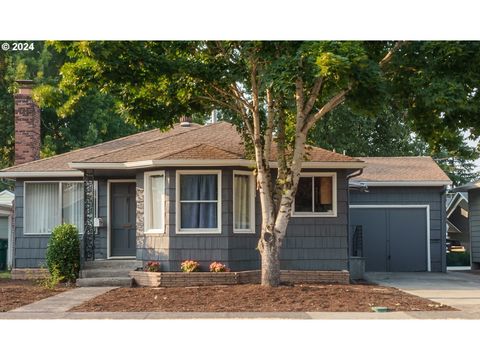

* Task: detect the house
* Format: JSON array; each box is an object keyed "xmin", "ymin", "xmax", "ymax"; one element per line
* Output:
[
  {"xmin": 0, "ymin": 81, "xmax": 366, "ymax": 284},
  {"xmin": 446, "ymin": 192, "xmax": 469, "ymax": 251},
  {"xmin": 452, "ymin": 181, "xmax": 480, "ymax": 269},
  {"xmin": 349, "ymin": 157, "xmax": 451, "ymax": 272},
  {"xmin": 0, "ymin": 81, "xmax": 452, "ymax": 284},
  {"xmin": 0, "ymin": 190, "xmax": 14, "ymax": 270}
]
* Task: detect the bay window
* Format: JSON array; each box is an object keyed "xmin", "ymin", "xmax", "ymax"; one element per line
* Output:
[
  {"xmin": 24, "ymin": 181, "xmax": 88, "ymax": 234},
  {"xmin": 176, "ymin": 170, "xmax": 221, "ymax": 233},
  {"xmin": 144, "ymin": 171, "xmax": 165, "ymax": 233},
  {"xmin": 233, "ymin": 171, "xmax": 255, "ymax": 233},
  {"xmin": 293, "ymin": 173, "xmax": 337, "ymax": 217}
]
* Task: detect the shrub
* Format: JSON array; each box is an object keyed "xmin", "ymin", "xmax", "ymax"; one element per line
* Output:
[
  {"xmin": 45, "ymin": 224, "xmax": 80, "ymax": 283},
  {"xmin": 143, "ymin": 261, "xmax": 161, "ymax": 272},
  {"xmin": 181, "ymin": 260, "xmax": 200, "ymax": 272},
  {"xmin": 38, "ymin": 265, "xmax": 64, "ymax": 289},
  {"xmin": 446, "ymin": 251, "xmax": 470, "ymax": 267},
  {"xmin": 209, "ymin": 261, "xmax": 230, "ymax": 272}
]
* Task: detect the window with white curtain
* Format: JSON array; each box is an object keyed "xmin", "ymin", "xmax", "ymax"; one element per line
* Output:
[
  {"xmin": 25, "ymin": 183, "xmax": 60, "ymax": 234},
  {"xmin": 24, "ymin": 181, "xmax": 87, "ymax": 234},
  {"xmin": 292, "ymin": 173, "xmax": 337, "ymax": 217},
  {"xmin": 233, "ymin": 171, "xmax": 255, "ymax": 233},
  {"xmin": 177, "ymin": 171, "xmax": 221, "ymax": 233},
  {"xmin": 144, "ymin": 171, "xmax": 165, "ymax": 233}
]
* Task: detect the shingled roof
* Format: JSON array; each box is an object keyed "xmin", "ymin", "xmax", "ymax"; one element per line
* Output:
[
  {"xmin": 0, "ymin": 121, "xmax": 363, "ymax": 176},
  {"xmin": 351, "ymin": 156, "xmax": 452, "ymax": 185}
]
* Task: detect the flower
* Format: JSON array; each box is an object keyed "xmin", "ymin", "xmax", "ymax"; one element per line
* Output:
[
  {"xmin": 181, "ymin": 260, "xmax": 200, "ymax": 272},
  {"xmin": 143, "ymin": 261, "xmax": 161, "ymax": 272},
  {"xmin": 209, "ymin": 261, "xmax": 230, "ymax": 273}
]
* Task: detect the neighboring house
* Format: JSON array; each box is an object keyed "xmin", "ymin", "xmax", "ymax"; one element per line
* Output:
[
  {"xmin": 0, "ymin": 81, "xmax": 366, "ymax": 283},
  {"xmin": 453, "ymin": 182, "xmax": 480, "ymax": 269},
  {"xmin": 0, "ymin": 81, "xmax": 452, "ymax": 283},
  {"xmin": 0, "ymin": 189, "xmax": 14, "ymax": 270},
  {"xmin": 349, "ymin": 157, "xmax": 451, "ymax": 272},
  {"xmin": 446, "ymin": 192, "xmax": 469, "ymax": 251}
]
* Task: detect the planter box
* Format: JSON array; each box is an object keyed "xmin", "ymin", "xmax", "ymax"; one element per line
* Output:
[
  {"xmin": 11, "ymin": 268, "xmax": 49, "ymax": 280},
  {"xmin": 130, "ymin": 269, "xmax": 349, "ymax": 287}
]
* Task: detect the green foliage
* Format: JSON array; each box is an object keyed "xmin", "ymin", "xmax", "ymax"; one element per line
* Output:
[
  {"xmin": 446, "ymin": 251, "xmax": 470, "ymax": 267},
  {"xmin": 45, "ymin": 224, "xmax": 80, "ymax": 283},
  {"xmin": 38, "ymin": 265, "xmax": 64, "ymax": 289}
]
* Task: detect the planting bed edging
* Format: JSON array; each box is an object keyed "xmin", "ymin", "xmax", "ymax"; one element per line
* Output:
[
  {"xmin": 11, "ymin": 268, "xmax": 49, "ymax": 280},
  {"xmin": 130, "ymin": 270, "xmax": 350, "ymax": 287}
]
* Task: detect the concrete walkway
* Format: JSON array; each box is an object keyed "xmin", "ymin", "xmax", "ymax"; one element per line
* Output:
[
  {"xmin": 9, "ymin": 287, "xmax": 116, "ymax": 313},
  {"xmin": 365, "ymin": 271, "xmax": 480, "ymax": 319}
]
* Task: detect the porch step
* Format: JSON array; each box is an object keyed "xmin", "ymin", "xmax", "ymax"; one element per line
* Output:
[
  {"xmin": 82, "ymin": 260, "xmax": 142, "ymax": 270},
  {"xmin": 76, "ymin": 277, "xmax": 133, "ymax": 287}
]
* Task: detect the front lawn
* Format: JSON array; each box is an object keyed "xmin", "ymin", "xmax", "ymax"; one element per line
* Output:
[
  {"xmin": 70, "ymin": 283, "xmax": 454, "ymax": 312},
  {"xmin": 0, "ymin": 278, "xmax": 67, "ymax": 312}
]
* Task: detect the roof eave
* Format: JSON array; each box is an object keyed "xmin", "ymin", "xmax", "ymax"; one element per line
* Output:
[
  {"xmin": 349, "ymin": 180, "xmax": 452, "ymax": 187},
  {"xmin": 0, "ymin": 170, "xmax": 84, "ymax": 179},
  {"xmin": 68, "ymin": 159, "xmax": 366, "ymax": 170}
]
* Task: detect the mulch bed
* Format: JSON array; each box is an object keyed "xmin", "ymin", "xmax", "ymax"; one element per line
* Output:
[
  {"xmin": 0, "ymin": 278, "xmax": 68, "ymax": 312},
  {"xmin": 71, "ymin": 283, "xmax": 455, "ymax": 312}
]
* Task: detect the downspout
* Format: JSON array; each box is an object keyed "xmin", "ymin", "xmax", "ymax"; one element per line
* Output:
[{"xmin": 345, "ymin": 168, "xmax": 364, "ymax": 277}]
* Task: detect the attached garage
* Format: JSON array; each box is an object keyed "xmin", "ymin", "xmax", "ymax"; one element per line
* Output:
[{"xmin": 349, "ymin": 157, "xmax": 451, "ymax": 273}]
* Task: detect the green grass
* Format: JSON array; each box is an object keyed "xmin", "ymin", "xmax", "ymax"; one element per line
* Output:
[{"xmin": 0, "ymin": 271, "xmax": 11, "ymax": 279}]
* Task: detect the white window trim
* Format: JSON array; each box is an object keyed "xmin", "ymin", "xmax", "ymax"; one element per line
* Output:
[
  {"xmin": 291, "ymin": 172, "xmax": 337, "ymax": 218},
  {"xmin": 23, "ymin": 180, "xmax": 96, "ymax": 235},
  {"xmin": 176, "ymin": 170, "xmax": 222, "ymax": 234},
  {"xmin": 144, "ymin": 170, "xmax": 166, "ymax": 234},
  {"xmin": 233, "ymin": 170, "xmax": 256, "ymax": 234}
]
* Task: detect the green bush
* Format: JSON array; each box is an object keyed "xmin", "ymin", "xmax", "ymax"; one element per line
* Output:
[
  {"xmin": 45, "ymin": 224, "xmax": 80, "ymax": 282},
  {"xmin": 446, "ymin": 251, "xmax": 471, "ymax": 267}
]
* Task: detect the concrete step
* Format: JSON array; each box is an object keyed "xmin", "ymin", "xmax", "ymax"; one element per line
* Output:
[
  {"xmin": 80, "ymin": 268, "xmax": 132, "ymax": 279},
  {"xmin": 83, "ymin": 260, "xmax": 142, "ymax": 270},
  {"xmin": 76, "ymin": 277, "xmax": 133, "ymax": 287}
]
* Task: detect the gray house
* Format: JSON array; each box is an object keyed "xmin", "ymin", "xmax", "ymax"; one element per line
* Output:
[
  {"xmin": 446, "ymin": 192, "xmax": 469, "ymax": 251},
  {"xmin": 1, "ymin": 81, "xmax": 367, "ymax": 284},
  {"xmin": 349, "ymin": 157, "xmax": 451, "ymax": 272},
  {"xmin": 453, "ymin": 182, "xmax": 480, "ymax": 269}
]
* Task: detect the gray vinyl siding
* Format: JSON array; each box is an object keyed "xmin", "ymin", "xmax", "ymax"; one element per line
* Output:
[
  {"xmin": 350, "ymin": 186, "xmax": 447, "ymax": 272},
  {"xmin": 137, "ymin": 168, "xmax": 349, "ymax": 272},
  {"xmin": 14, "ymin": 168, "xmax": 350, "ymax": 272},
  {"xmin": 13, "ymin": 178, "xmax": 109, "ymax": 268},
  {"xmin": 469, "ymin": 190, "xmax": 480, "ymax": 266}
]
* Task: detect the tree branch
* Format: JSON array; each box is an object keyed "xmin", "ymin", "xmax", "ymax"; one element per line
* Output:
[
  {"xmin": 263, "ymin": 86, "xmax": 274, "ymax": 164},
  {"xmin": 302, "ymin": 88, "xmax": 349, "ymax": 133},
  {"xmin": 379, "ymin": 41, "xmax": 405, "ymax": 68},
  {"xmin": 302, "ymin": 76, "xmax": 324, "ymax": 117}
]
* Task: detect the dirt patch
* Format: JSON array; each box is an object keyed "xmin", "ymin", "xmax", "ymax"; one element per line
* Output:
[
  {"xmin": 71, "ymin": 283, "xmax": 454, "ymax": 312},
  {"xmin": 0, "ymin": 278, "xmax": 68, "ymax": 312}
]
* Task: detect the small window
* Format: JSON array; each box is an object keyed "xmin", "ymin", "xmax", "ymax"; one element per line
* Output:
[
  {"xmin": 177, "ymin": 171, "xmax": 221, "ymax": 233},
  {"xmin": 233, "ymin": 171, "xmax": 255, "ymax": 233},
  {"xmin": 293, "ymin": 173, "xmax": 336, "ymax": 217},
  {"xmin": 144, "ymin": 171, "xmax": 165, "ymax": 233}
]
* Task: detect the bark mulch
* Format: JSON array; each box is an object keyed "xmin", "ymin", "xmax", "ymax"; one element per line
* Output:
[
  {"xmin": 71, "ymin": 283, "xmax": 455, "ymax": 312},
  {"xmin": 0, "ymin": 278, "xmax": 68, "ymax": 312}
]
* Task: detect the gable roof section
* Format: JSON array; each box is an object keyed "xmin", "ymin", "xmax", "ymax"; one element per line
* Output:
[
  {"xmin": 0, "ymin": 190, "xmax": 14, "ymax": 206},
  {"xmin": 0, "ymin": 122, "xmax": 363, "ymax": 177},
  {"xmin": 350, "ymin": 156, "xmax": 452, "ymax": 186},
  {"xmin": 447, "ymin": 192, "xmax": 468, "ymax": 218}
]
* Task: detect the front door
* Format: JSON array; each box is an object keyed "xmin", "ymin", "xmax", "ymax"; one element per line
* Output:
[{"xmin": 110, "ymin": 182, "xmax": 137, "ymax": 257}]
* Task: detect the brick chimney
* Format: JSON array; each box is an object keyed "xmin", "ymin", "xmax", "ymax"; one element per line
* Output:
[
  {"xmin": 179, "ymin": 115, "xmax": 192, "ymax": 127},
  {"xmin": 14, "ymin": 80, "xmax": 41, "ymax": 165}
]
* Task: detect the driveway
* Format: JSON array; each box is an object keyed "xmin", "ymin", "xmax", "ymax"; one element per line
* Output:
[{"xmin": 365, "ymin": 271, "xmax": 480, "ymax": 318}]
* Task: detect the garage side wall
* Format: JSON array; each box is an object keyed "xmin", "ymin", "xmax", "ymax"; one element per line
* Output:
[
  {"xmin": 469, "ymin": 189, "xmax": 480, "ymax": 268},
  {"xmin": 350, "ymin": 186, "xmax": 447, "ymax": 272}
]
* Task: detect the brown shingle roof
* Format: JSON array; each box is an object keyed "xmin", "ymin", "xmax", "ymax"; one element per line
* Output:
[
  {"xmin": 353, "ymin": 156, "xmax": 451, "ymax": 183},
  {"xmin": 0, "ymin": 122, "xmax": 361, "ymax": 174}
]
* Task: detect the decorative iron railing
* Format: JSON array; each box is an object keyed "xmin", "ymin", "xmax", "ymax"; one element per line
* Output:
[
  {"xmin": 83, "ymin": 170, "xmax": 95, "ymax": 261},
  {"xmin": 351, "ymin": 225, "xmax": 363, "ymax": 257}
]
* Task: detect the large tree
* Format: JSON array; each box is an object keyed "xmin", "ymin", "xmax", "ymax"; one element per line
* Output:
[{"xmin": 46, "ymin": 41, "xmax": 480, "ymax": 286}]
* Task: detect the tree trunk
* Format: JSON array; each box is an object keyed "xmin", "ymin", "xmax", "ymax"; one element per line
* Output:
[{"xmin": 260, "ymin": 236, "xmax": 280, "ymax": 286}]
